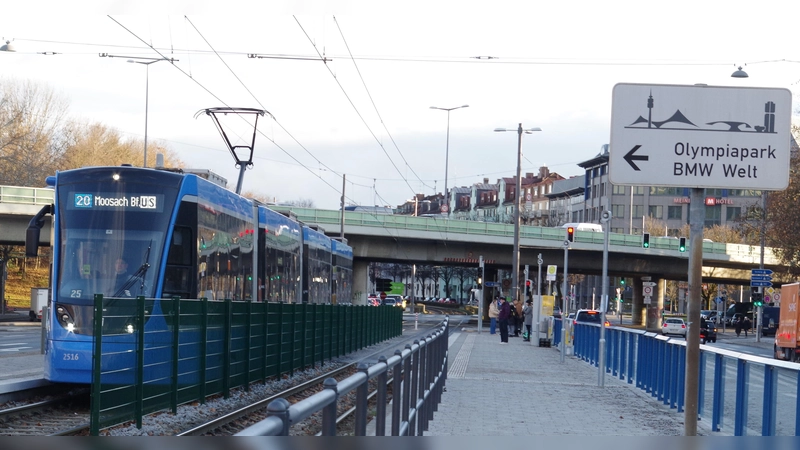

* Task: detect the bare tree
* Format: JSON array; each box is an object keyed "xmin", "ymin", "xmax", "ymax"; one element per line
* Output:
[
  {"xmin": 288, "ymin": 198, "xmax": 315, "ymax": 208},
  {"xmin": 60, "ymin": 121, "xmax": 183, "ymax": 170},
  {"xmin": 0, "ymin": 78, "xmax": 69, "ymax": 186}
]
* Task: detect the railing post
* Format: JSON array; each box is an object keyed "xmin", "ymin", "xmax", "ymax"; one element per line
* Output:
[
  {"xmin": 376, "ymin": 356, "xmax": 388, "ymax": 436},
  {"xmin": 135, "ymin": 295, "xmax": 145, "ymax": 427},
  {"xmin": 200, "ymin": 297, "xmax": 208, "ymax": 403},
  {"xmin": 171, "ymin": 296, "xmax": 180, "ymax": 413},
  {"xmin": 89, "ymin": 293, "xmax": 104, "ymax": 436},
  {"xmin": 268, "ymin": 398, "xmax": 292, "ymax": 436},
  {"xmin": 416, "ymin": 338, "xmax": 426, "ymax": 434},
  {"xmin": 734, "ymin": 359, "xmax": 749, "ymax": 436},
  {"xmin": 403, "ymin": 343, "xmax": 414, "ymax": 435},
  {"xmin": 244, "ymin": 299, "xmax": 251, "ymax": 389},
  {"xmin": 321, "ymin": 378, "xmax": 338, "ymax": 436},
  {"xmin": 762, "ymin": 364, "xmax": 777, "ymax": 436},
  {"xmin": 392, "ymin": 349, "xmax": 403, "ymax": 436},
  {"xmin": 224, "ymin": 298, "xmax": 232, "ymax": 398},
  {"xmin": 355, "ymin": 362, "xmax": 369, "ymax": 435},
  {"xmin": 712, "ymin": 353, "xmax": 725, "ymax": 432}
]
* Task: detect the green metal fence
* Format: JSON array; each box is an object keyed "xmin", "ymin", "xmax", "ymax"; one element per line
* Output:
[{"xmin": 89, "ymin": 295, "xmax": 403, "ymax": 435}]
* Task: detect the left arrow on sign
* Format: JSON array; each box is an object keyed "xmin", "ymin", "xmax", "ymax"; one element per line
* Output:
[{"xmin": 623, "ymin": 145, "xmax": 649, "ymax": 171}]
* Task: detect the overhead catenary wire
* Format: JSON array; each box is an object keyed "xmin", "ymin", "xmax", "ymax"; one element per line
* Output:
[{"xmin": 332, "ymin": 16, "xmax": 433, "ymax": 192}]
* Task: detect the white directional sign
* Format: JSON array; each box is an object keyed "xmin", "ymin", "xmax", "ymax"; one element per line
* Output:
[{"xmin": 609, "ymin": 83, "xmax": 792, "ymax": 190}]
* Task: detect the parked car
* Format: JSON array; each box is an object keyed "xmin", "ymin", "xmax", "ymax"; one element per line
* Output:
[
  {"xmin": 573, "ymin": 309, "xmax": 610, "ymax": 327},
  {"xmin": 699, "ymin": 320, "xmax": 717, "ymax": 343},
  {"xmin": 662, "ymin": 318, "xmax": 687, "ymax": 336}
]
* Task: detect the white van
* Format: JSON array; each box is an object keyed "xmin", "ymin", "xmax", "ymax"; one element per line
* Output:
[{"xmin": 561, "ymin": 222, "xmax": 602, "ymax": 232}]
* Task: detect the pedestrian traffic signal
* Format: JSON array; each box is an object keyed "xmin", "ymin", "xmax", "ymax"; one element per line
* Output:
[
  {"xmin": 754, "ymin": 298, "xmax": 764, "ymax": 307},
  {"xmin": 477, "ymin": 277, "xmax": 482, "ymax": 288},
  {"xmin": 620, "ymin": 278, "xmax": 625, "ymax": 286},
  {"xmin": 566, "ymin": 226, "xmax": 575, "ymax": 242},
  {"xmin": 642, "ymin": 233, "xmax": 650, "ymax": 248},
  {"xmin": 679, "ymin": 237, "xmax": 686, "ymax": 252},
  {"xmin": 525, "ymin": 279, "xmax": 532, "ymax": 295}
]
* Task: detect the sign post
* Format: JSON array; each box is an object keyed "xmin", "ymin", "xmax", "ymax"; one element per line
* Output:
[{"xmin": 609, "ymin": 82, "xmax": 792, "ymax": 437}]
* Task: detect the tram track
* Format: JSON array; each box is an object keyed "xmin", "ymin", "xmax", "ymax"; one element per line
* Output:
[{"xmin": 0, "ymin": 314, "xmax": 458, "ymax": 435}]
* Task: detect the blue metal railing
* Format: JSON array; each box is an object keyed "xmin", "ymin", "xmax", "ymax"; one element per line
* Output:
[{"xmin": 568, "ymin": 323, "xmax": 800, "ymax": 436}]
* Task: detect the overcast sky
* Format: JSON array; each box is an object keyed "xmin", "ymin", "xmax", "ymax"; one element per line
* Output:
[{"xmin": 3, "ymin": 2, "xmax": 799, "ymax": 209}]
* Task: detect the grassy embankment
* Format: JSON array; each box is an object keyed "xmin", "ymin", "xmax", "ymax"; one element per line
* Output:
[{"xmin": 4, "ymin": 257, "xmax": 50, "ymax": 310}]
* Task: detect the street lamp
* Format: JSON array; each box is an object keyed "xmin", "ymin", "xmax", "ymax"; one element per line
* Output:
[
  {"xmin": 99, "ymin": 54, "xmax": 176, "ymax": 168},
  {"xmin": 430, "ymin": 105, "xmax": 469, "ymax": 214},
  {"xmin": 494, "ymin": 124, "xmax": 542, "ymax": 302}
]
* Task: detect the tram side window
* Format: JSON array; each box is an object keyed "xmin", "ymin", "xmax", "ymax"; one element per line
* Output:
[{"xmin": 163, "ymin": 227, "xmax": 192, "ymax": 299}]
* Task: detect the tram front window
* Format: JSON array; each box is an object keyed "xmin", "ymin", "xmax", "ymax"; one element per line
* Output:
[{"xmin": 58, "ymin": 229, "xmax": 164, "ymax": 304}]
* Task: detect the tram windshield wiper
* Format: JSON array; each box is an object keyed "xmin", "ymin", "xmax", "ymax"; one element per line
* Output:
[{"xmin": 113, "ymin": 242, "xmax": 152, "ymax": 298}]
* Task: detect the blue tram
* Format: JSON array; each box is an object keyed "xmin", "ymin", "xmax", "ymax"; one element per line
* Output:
[{"xmin": 25, "ymin": 165, "xmax": 352, "ymax": 383}]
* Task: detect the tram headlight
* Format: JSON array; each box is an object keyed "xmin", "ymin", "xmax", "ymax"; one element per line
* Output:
[
  {"xmin": 66, "ymin": 323, "xmax": 75, "ymax": 332},
  {"xmin": 125, "ymin": 324, "xmax": 135, "ymax": 334}
]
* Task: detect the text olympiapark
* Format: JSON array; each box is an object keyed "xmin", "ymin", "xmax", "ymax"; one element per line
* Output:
[{"xmin": 672, "ymin": 142, "xmax": 779, "ymax": 179}]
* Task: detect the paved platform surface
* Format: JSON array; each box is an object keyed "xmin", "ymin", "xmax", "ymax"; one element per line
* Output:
[{"xmin": 424, "ymin": 328, "xmax": 723, "ymax": 436}]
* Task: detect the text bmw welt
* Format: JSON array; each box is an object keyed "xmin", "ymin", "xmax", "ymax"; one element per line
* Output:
[{"xmin": 673, "ymin": 142, "xmax": 778, "ymax": 178}]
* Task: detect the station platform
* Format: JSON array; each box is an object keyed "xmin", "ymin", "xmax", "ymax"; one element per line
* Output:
[{"xmin": 424, "ymin": 327, "xmax": 721, "ymax": 436}]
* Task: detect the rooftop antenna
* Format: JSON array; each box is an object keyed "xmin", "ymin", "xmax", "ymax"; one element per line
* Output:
[{"xmin": 195, "ymin": 107, "xmax": 271, "ymax": 194}]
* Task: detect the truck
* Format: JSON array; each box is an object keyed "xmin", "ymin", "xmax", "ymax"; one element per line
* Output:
[
  {"xmin": 29, "ymin": 287, "xmax": 48, "ymax": 322},
  {"xmin": 774, "ymin": 283, "xmax": 799, "ymax": 361}
]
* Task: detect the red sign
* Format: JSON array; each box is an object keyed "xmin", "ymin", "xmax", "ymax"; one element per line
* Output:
[
  {"xmin": 380, "ymin": 292, "xmax": 387, "ymax": 300},
  {"xmin": 705, "ymin": 197, "xmax": 734, "ymax": 206}
]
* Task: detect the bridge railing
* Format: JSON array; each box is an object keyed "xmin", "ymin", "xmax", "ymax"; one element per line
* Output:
[
  {"xmin": 0, "ymin": 185, "xmax": 53, "ymax": 205},
  {"xmin": 270, "ymin": 206, "xmax": 774, "ymax": 259},
  {"xmin": 571, "ymin": 323, "xmax": 800, "ymax": 436}
]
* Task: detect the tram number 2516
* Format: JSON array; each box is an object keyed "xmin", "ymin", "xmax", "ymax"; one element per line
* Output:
[{"xmin": 63, "ymin": 353, "xmax": 80, "ymax": 361}]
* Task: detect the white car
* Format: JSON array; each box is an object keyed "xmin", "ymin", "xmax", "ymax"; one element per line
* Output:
[{"xmin": 662, "ymin": 318, "xmax": 687, "ymax": 336}]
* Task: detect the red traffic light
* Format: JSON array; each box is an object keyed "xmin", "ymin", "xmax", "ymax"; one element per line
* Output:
[{"xmin": 525, "ymin": 280, "xmax": 531, "ymax": 287}]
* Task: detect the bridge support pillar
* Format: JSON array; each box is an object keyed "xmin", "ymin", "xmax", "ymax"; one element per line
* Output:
[
  {"xmin": 632, "ymin": 277, "xmax": 645, "ymax": 326},
  {"xmin": 353, "ymin": 260, "xmax": 369, "ymax": 306},
  {"xmin": 645, "ymin": 278, "xmax": 666, "ymax": 332}
]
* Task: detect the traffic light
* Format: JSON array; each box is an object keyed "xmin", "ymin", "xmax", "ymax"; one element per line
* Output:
[
  {"xmin": 566, "ymin": 226, "xmax": 575, "ymax": 242},
  {"xmin": 477, "ymin": 277, "xmax": 482, "ymax": 289},
  {"xmin": 619, "ymin": 278, "xmax": 626, "ymax": 286},
  {"xmin": 376, "ymin": 278, "xmax": 392, "ymax": 292},
  {"xmin": 752, "ymin": 287, "xmax": 764, "ymax": 307},
  {"xmin": 525, "ymin": 279, "xmax": 532, "ymax": 295},
  {"xmin": 754, "ymin": 298, "xmax": 764, "ymax": 307},
  {"xmin": 642, "ymin": 233, "xmax": 650, "ymax": 248},
  {"xmin": 679, "ymin": 237, "xmax": 686, "ymax": 252}
]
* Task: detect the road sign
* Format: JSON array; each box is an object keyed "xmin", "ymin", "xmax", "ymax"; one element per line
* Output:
[
  {"xmin": 752, "ymin": 269, "xmax": 774, "ymax": 276},
  {"xmin": 642, "ymin": 282, "xmax": 657, "ymax": 287},
  {"xmin": 484, "ymin": 281, "xmax": 499, "ymax": 287},
  {"xmin": 765, "ymin": 295, "xmax": 771, "ymax": 302},
  {"xmin": 380, "ymin": 292, "xmax": 387, "ymax": 300},
  {"xmin": 609, "ymin": 83, "xmax": 792, "ymax": 189},
  {"xmin": 441, "ymin": 205, "xmax": 449, "ymax": 213},
  {"xmin": 546, "ymin": 265, "xmax": 557, "ymax": 281},
  {"xmin": 766, "ymin": 287, "xmax": 775, "ymax": 295},
  {"xmin": 774, "ymin": 293, "xmax": 781, "ymax": 302},
  {"xmin": 750, "ymin": 281, "xmax": 773, "ymax": 287},
  {"xmin": 750, "ymin": 275, "xmax": 772, "ymax": 282},
  {"xmin": 642, "ymin": 286, "xmax": 654, "ymax": 296}
]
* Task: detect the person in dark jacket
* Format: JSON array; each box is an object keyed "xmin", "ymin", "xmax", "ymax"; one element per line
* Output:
[{"xmin": 498, "ymin": 297, "xmax": 511, "ymax": 343}]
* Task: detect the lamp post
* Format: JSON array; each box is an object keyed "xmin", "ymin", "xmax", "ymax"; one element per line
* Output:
[
  {"xmin": 99, "ymin": 54, "xmax": 176, "ymax": 168},
  {"xmin": 430, "ymin": 105, "xmax": 468, "ymax": 214},
  {"xmin": 494, "ymin": 124, "xmax": 542, "ymax": 303}
]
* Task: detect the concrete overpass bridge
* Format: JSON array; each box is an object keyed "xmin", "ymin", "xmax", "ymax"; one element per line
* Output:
[{"xmin": 0, "ymin": 185, "xmax": 791, "ymax": 317}]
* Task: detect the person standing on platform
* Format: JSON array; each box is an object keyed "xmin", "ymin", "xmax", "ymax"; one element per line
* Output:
[
  {"xmin": 498, "ymin": 297, "xmax": 511, "ymax": 344},
  {"xmin": 522, "ymin": 299, "xmax": 533, "ymax": 342},
  {"xmin": 513, "ymin": 299, "xmax": 523, "ymax": 337},
  {"xmin": 489, "ymin": 297, "xmax": 500, "ymax": 334}
]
